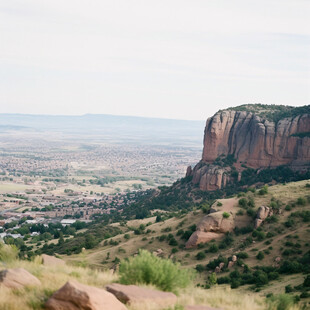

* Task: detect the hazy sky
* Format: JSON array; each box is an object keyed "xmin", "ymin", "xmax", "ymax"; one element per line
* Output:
[{"xmin": 0, "ymin": 1, "xmax": 309, "ymax": 120}]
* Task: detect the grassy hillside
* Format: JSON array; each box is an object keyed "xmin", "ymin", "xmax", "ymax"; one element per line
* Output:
[{"xmin": 62, "ymin": 180, "xmax": 310, "ymax": 308}]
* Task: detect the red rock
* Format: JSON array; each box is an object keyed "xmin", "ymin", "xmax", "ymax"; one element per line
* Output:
[
  {"xmin": 188, "ymin": 109, "xmax": 310, "ymax": 191},
  {"xmin": 106, "ymin": 283, "xmax": 177, "ymax": 307},
  {"xmin": 45, "ymin": 281, "xmax": 127, "ymax": 310},
  {"xmin": 185, "ymin": 231, "xmax": 223, "ymax": 248},
  {"xmin": 0, "ymin": 268, "xmax": 41, "ymax": 289}
]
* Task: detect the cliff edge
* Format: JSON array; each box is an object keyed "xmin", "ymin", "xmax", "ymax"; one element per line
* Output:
[{"xmin": 187, "ymin": 104, "xmax": 310, "ymax": 191}]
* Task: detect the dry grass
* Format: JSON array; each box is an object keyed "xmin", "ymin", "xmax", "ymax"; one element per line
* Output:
[
  {"xmin": 178, "ymin": 285, "xmax": 264, "ymax": 310},
  {"xmin": 0, "ymin": 257, "xmax": 118, "ymax": 310},
  {"xmin": 0, "ymin": 256, "xmax": 306, "ymax": 310}
]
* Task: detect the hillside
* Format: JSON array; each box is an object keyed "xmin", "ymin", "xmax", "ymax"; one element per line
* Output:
[
  {"xmin": 1, "ymin": 180, "xmax": 310, "ymax": 309},
  {"xmin": 58, "ymin": 180, "xmax": 310, "ymax": 308}
]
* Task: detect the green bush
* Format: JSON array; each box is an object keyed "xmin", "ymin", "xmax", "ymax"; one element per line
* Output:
[
  {"xmin": 237, "ymin": 252, "xmax": 249, "ymax": 259},
  {"xmin": 196, "ymin": 251, "xmax": 206, "ymax": 260},
  {"xmin": 297, "ymin": 197, "xmax": 306, "ymax": 206},
  {"xmin": 222, "ymin": 212, "xmax": 230, "ymax": 218},
  {"xmin": 238, "ymin": 198, "xmax": 248, "ymax": 208},
  {"xmin": 259, "ymin": 185, "xmax": 268, "ymax": 195},
  {"xmin": 119, "ymin": 250, "xmax": 194, "ymax": 293},
  {"xmin": 256, "ymin": 251, "xmax": 265, "ymax": 260},
  {"xmin": 0, "ymin": 243, "xmax": 18, "ymax": 262}
]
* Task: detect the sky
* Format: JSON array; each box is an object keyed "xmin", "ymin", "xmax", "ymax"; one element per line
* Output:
[{"xmin": 0, "ymin": 0, "xmax": 309, "ymax": 120}]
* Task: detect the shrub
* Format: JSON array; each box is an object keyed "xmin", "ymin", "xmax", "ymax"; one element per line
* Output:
[
  {"xmin": 0, "ymin": 243, "xmax": 18, "ymax": 262},
  {"xmin": 209, "ymin": 244, "xmax": 218, "ymax": 253},
  {"xmin": 256, "ymin": 251, "xmax": 264, "ymax": 260},
  {"xmin": 303, "ymin": 275, "xmax": 310, "ymax": 287},
  {"xmin": 119, "ymin": 250, "xmax": 194, "ymax": 293},
  {"xmin": 238, "ymin": 198, "xmax": 248, "ymax": 208},
  {"xmin": 285, "ymin": 285, "xmax": 293, "ymax": 293},
  {"xmin": 169, "ymin": 238, "xmax": 178, "ymax": 246},
  {"xmin": 222, "ymin": 212, "xmax": 230, "ymax": 218},
  {"xmin": 297, "ymin": 197, "xmax": 306, "ymax": 206},
  {"xmin": 237, "ymin": 252, "xmax": 249, "ymax": 259},
  {"xmin": 196, "ymin": 251, "xmax": 206, "ymax": 260},
  {"xmin": 259, "ymin": 185, "xmax": 268, "ymax": 195},
  {"xmin": 208, "ymin": 272, "xmax": 217, "ymax": 285},
  {"xmin": 195, "ymin": 264, "xmax": 204, "ymax": 273}
]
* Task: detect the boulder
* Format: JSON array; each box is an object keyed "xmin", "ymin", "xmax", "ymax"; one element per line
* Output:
[
  {"xmin": 106, "ymin": 283, "xmax": 177, "ymax": 307},
  {"xmin": 254, "ymin": 206, "xmax": 270, "ymax": 228},
  {"xmin": 45, "ymin": 281, "xmax": 127, "ymax": 310},
  {"xmin": 231, "ymin": 255, "xmax": 237, "ymax": 262},
  {"xmin": 228, "ymin": 261, "xmax": 234, "ymax": 268},
  {"xmin": 0, "ymin": 268, "xmax": 41, "ymax": 289},
  {"xmin": 42, "ymin": 254, "xmax": 65, "ymax": 266},
  {"xmin": 197, "ymin": 212, "xmax": 235, "ymax": 233},
  {"xmin": 219, "ymin": 262, "xmax": 225, "ymax": 270},
  {"xmin": 185, "ymin": 231, "xmax": 223, "ymax": 248},
  {"xmin": 254, "ymin": 218, "xmax": 263, "ymax": 228}
]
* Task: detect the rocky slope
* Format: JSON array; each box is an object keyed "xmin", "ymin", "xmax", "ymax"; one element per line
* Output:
[{"xmin": 187, "ymin": 105, "xmax": 310, "ymax": 191}]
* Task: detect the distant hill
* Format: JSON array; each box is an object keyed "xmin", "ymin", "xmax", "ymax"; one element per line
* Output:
[{"xmin": 0, "ymin": 113, "xmax": 205, "ymax": 146}]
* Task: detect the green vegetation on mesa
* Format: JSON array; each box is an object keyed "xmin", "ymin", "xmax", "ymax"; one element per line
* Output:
[{"xmin": 225, "ymin": 104, "xmax": 310, "ymax": 123}]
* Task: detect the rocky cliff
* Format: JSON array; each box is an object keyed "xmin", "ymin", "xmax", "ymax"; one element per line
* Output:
[{"xmin": 187, "ymin": 105, "xmax": 310, "ymax": 191}]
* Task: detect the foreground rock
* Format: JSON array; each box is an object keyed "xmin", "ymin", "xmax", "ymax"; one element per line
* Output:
[
  {"xmin": 45, "ymin": 281, "xmax": 127, "ymax": 310},
  {"xmin": 0, "ymin": 268, "xmax": 41, "ymax": 289},
  {"xmin": 42, "ymin": 254, "xmax": 66, "ymax": 266},
  {"xmin": 106, "ymin": 283, "xmax": 177, "ymax": 307}
]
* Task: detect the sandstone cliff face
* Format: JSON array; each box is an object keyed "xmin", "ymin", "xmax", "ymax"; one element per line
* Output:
[{"xmin": 189, "ymin": 109, "xmax": 310, "ymax": 191}]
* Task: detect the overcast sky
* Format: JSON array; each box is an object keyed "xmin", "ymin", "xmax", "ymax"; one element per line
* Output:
[{"xmin": 0, "ymin": 1, "xmax": 309, "ymax": 120}]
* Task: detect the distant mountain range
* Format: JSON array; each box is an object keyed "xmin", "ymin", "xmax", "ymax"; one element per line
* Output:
[{"xmin": 0, "ymin": 113, "xmax": 205, "ymax": 146}]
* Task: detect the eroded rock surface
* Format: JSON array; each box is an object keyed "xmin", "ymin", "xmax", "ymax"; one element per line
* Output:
[
  {"xmin": 186, "ymin": 207, "xmax": 235, "ymax": 248},
  {"xmin": 254, "ymin": 206, "xmax": 271, "ymax": 228},
  {"xmin": 45, "ymin": 281, "xmax": 127, "ymax": 310},
  {"xmin": 0, "ymin": 268, "xmax": 41, "ymax": 289},
  {"xmin": 106, "ymin": 283, "xmax": 177, "ymax": 307},
  {"xmin": 187, "ymin": 109, "xmax": 310, "ymax": 191}
]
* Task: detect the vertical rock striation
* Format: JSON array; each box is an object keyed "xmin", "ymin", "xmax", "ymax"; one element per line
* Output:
[{"xmin": 188, "ymin": 107, "xmax": 310, "ymax": 191}]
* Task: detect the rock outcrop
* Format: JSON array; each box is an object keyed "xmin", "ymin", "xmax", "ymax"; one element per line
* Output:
[
  {"xmin": 106, "ymin": 283, "xmax": 177, "ymax": 307},
  {"xmin": 187, "ymin": 106, "xmax": 310, "ymax": 191},
  {"xmin": 0, "ymin": 268, "xmax": 41, "ymax": 289},
  {"xmin": 186, "ymin": 210, "xmax": 235, "ymax": 248},
  {"xmin": 45, "ymin": 281, "xmax": 127, "ymax": 310},
  {"xmin": 254, "ymin": 206, "xmax": 272, "ymax": 228}
]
